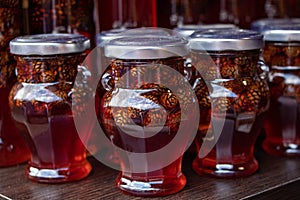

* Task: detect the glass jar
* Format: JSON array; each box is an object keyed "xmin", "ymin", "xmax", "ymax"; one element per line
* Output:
[
  {"xmin": 25, "ymin": 0, "xmax": 95, "ymax": 46},
  {"xmin": 189, "ymin": 29, "xmax": 269, "ymax": 178},
  {"xmin": 0, "ymin": 0, "xmax": 31, "ymax": 167},
  {"xmin": 262, "ymin": 28, "xmax": 300, "ymax": 156},
  {"xmin": 9, "ymin": 34, "xmax": 92, "ymax": 183},
  {"xmin": 93, "ymin": 27, "xmax": 173, "ymax": 158},
  {"xmin": 95, "ymin": 36, "xmax": 198, "ymax": 196}
]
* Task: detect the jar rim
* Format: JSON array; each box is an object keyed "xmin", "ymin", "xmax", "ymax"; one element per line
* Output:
[
  {"xmin": 10, "ymin": 34, "xmax": 90, "ymax": 55},
  {"xmin": 188, "ymin": 29, "xmax": 263, "ymax": 51},
  {"xmin": 97, "ymin": 27, "xmax": 171, "ymax": 47},
  {"xmin": 173, "ymin": 23, "xmax": 238, "ymax": 38},
  {"xmin": 96, "ymin": 28, "xmax": 127, "ymax": 46},
  {"xmin": 251, "ymin": 18, "xmax": 300, "ymax": 33},
  {"xmin": 263, "ymin": 30, "xmax": 300, "ymax": 42},
  {"xmin": 104, "ymin": 35, "xmax": 189, "ymax": 59}
]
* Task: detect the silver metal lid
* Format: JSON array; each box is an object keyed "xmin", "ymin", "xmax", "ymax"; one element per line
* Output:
[
  {"xmin": 263, "ymin": 30, "xmax": 300, "ymax": 42},
  {"xmin": 96, "ymin": 28, "xmax": 127, "ymax": 46},
  {"xmin": 262, "ymin": 23, "xmax": 300, "ymax": 32},
  {"xmin": 173, "ymin": 23, "xmax": 238, "ymax": 38},
  {"xmin": 122, "ymin": 27, "xmax": 171, "ymax": 37},
  {"xmin": 251, "ymin": 18, "xmax": 300, "ymax": 33},
  {"xmin": 189, "ymin": 29, "xmax": 263, "ymax": 51},
  {"xmin": 96, "ymin": 28, "xmax": 171, "ymax": 47},
  {"xmin": 10, "ymin": 34, "xmax": 90, "ymax": 55},
  {"xmin": 104, "ymin": 36, "xmax": 189, "ymax": 59}
]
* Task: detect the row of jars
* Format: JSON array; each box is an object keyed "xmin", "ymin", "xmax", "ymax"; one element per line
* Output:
[
  {"xmin": 93, "ymin": 27, "xmax": 271, "ymax": 197},
  {"xmin": 8, "ymin": 0, "xmax": 300, "ymax": 45},
  {"xmin": 1, "ymin": 20, "xmax": 300, "ymax": 197}
]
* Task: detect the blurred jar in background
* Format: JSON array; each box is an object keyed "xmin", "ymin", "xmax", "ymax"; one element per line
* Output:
[
  {"xmin": 157, "ymin": 0, "xmax": 260, "ymax": 29},
  {"xmin": 264, "ymin": 0, "xmax": 286, "ymax": 18},
  {"xmin": 157, "ymin": 0, "xmax": 217, "ymax": 28},
  {"xmin": 0, "ymin": 0, "xmax": 31, "ymax": 167},
  {"xmin": 24, "ymin": 0, "xmax": 95, "ymax": 46},
  {"xmin": 169, "ymin": 0, "xmax": 210, "ymax": 26},
  {"xmin": 262, "ymin": 25, "xmax": 300, "ymax": 156},
  {"xmin": 263, "ymin": 0, "xmax": 300, "ymax": 19},
  {"xmin": 97, "ymin": 0, "xmax": 157, "ymax": 32},
  {"xmin": 218, "ymin": 0, "xmax": 258, "ymax": 29},
  {"xmin": 157, "ymin": 0, "xmax": 300, "ymax": 29}
]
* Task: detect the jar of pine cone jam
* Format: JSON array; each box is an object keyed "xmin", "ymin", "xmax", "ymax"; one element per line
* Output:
[
  {"xmin": 189, "ymin": 29, "xmax": 269, "ymax": 178},
  {"xmin": 0, "ymin": 0, "xmax": 31, "ymax": 167},
  {"xmin": 262, "ymin": 28, "xmax": 300, "ymax": 156},
  {"xmin": 95, "ymin": 36, "xmax": 198, "ymax": 196},
  {"xmin": 9, "ymin": 34, "xmax": 92, "ymax": 183}
]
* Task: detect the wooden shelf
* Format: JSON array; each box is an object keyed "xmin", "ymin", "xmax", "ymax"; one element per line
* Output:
[{"xmin": 1, "ymin": 136, "xmax": 300, "ymax": 199}]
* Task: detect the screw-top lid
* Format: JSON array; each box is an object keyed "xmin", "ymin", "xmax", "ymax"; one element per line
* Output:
[
  {"xmin": 97, "ymin": 27, "xmax": 171, "ymax": 47},
  {"xmin": 263, "ymin": 30, "xmax": 300, "ymax": 42},
  {"xmin": 96, "ymin": 28, "xmax": 127, "ymax": 46},
  {"xmin": 122, "ymin": 27, "xmax": 171, "ymax": 37},
  {"xmin": 189, "ymin": 29, "xmax": 263, "ymax": 51},
  {"xmin": 173, "ymin": 23, "xmax": 238, "ymax": 38},
  {"xmin": 251, "ymin": 18, "xmax": 300, "ymax": 33},
  {"xmin": 10, "ymin": 34, "xmax": 90, "ymax": 55},
  {"xmin": 104, "ymin": 36, "xmax": 189, "ymax": 59},
  {"xmin": 262, "ymin": 24, "xmax": 300, "ymax": 42}
]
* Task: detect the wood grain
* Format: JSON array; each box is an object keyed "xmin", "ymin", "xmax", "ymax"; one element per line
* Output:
[{"xmin": 1, "ymin": 137, "xmax": 300, "ymax": 200}]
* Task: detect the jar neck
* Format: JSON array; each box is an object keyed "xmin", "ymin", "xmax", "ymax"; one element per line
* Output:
[
  {"xmin": 109, "ymin": 57, "xmax": 185, "ymax": 80},
  {"xmin": 263, "ymin": 42, "xmax": 300, "ymax": 67},
  {"xmin": 101, "ymin": 57, "xmax": 186, "ymax": 91},
  {"xmin": 14, "ymin": 54, "xmax": 85, "ymax": 83},
  {"xmin": 191, "ymin": 49, "xmax": 261, "ymax": 80}
]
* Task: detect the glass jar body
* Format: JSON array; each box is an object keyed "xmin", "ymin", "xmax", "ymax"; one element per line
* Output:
[
  {"xmin": 263, "ymin": 42, "xmax": 300, "ymax": 156},
  {"xmin": 9, "ymin": 54, "xmax": 92, "ymax": 182},
  {"xmin": 95, "ymin": 57, "xmax": 197, "ymax": 196},
  {"xmin": 0, "ymin": 1, "xmax": 31, "ymax": 167},
  {"xmin": 191, "ymin": 50, "xmax": 269, "ymax": 178}
]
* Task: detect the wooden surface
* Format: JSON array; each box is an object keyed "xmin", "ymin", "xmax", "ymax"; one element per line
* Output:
[{"xmin": 1, "ymin": 137, "xmax": 300, "ymax": 200}]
